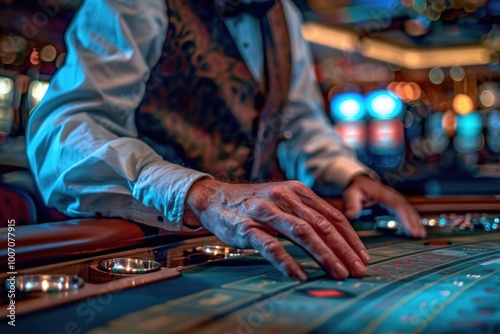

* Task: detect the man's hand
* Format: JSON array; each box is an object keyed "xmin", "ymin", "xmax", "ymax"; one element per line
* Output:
[
  {"xmin": 183, "ymin": 178, "xmax": 371, "ymax": 281},
  {"xmin": 343, "ymin": 174, "xmax": 427, "ymax": 239}
]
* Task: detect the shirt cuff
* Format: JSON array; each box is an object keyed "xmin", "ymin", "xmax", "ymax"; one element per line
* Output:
[{"xmin": 132, "ymin": 160, "xmax": 213, "ymax": 230}]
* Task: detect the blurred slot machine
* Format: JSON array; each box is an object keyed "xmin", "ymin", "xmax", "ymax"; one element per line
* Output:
[
  {"xmin": 365, "ymin": 90, "xmax": 405, "ymax": 172},
  {"xmin": 330, "ymin": 92, "xmax": 369, "ymax": 164}
]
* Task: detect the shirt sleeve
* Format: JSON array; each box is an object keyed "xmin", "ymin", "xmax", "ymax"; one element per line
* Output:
[
  {"xmin": 26, "ymin": 0, "xmax": 212, "ymax": 230},
  {"xmin": 278, "ymin": 0, "xmax": 375, "ymax": 196}
]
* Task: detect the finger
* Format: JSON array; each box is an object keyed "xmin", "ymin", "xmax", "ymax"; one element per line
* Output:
[
  {"xmin": 366, "ymin": 187, "xmax": 426, "ymax": 238},
  {"xmin": 265, "ymin": 210, "xmax": 365, "ymax": 279},
  {"xmin": 290, "ymin": 205, "xmax": 369, "ymax": 276},
  {"xmin": 290, "ymin": 186, "xmax": 371, "ymax": 265},
  {"xmin": 244, "ymin": 227, "xmax": 308, "ymax": 281},
  {"xmin": 385, "ymin": 200, "xmax": 426, "ymax": 239},
  {"xmin": 343, "ymin": 187, "xmax": 364, "ymax": 219}
]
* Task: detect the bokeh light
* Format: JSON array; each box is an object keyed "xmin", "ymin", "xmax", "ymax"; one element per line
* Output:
[
  {"xmin": 28, "ymin": 80, "xmax": 49, "ymax": 111},
  {"xmin": 478, "ymin": 83, "xmax": 499, "ymax": 109},
  {"xmin": 454, "ymin": 134, "xmax": 484, "ymax": 153},
  {"xmin": 335, "ymin": 121, "xmax": 367, "ymax": 150},
  {"xmin": 429, "ymin": 67, "xmax": 445, "ymax": 84},
  {"xmin": 488, "ymin": 110, "xmax": 500, "ymax": 152},
  {"xmin": 427, "ymin": 112, "xmax": 449, "ymax": 153},
  {"xmin": 412, "ymin": 0, "xmax": 428, "ymax": 13},
  {"xmin": 450, "ymin": 66, "xmax": 465, "ymax": 81},
  {"xmin": 30, "ymin": 48, "xmax": 40, "ymax": 65},
  {"xmin": 40, "ymin": 45, "xmax": 57, "ymax": 62},
  {"xmin": 431, "ymin": 0, "xmax": 447, "ymax": 12},
  {"xmin": 401, "ymin": 0, "xmax": 413, "ymax": 9},
  {"xmin": 404, "ymin": 19, "xmax": 429, "ymax": 37},
  {"xmin": 392, "ymin": 82, "xmax": 422, "ymax": 102},
  {"xmin": 488, "ymin": 110, "xmax": 500, "ymax": 129},
  {"xmin": 442, "ymin": 109, "xmax": 457, "ymax": 137},
  {"xmin": 368, "ymin": 119, "xmax": 405, "ymax": 153},
  {"xmin": 480, "ymin": 89, "xmax": 495, "ymax": 108},
  {"xmin": 425, "ymin": 7, "xmax": 441, "ymax": 21},
  {"xmin": 330, "ymin": 92, "xmax": 366, "ymax": 121},
  {"xmin": 366, "ymin": 90, "xmax": 404, "ymax": 119},
  {"xmin": 456, "ymin": 112, "xmax": 483, "ymax": 137},
  {"xmin": 0, "ymin": 77, "xmax": 14, "ymax": 103},
  {"xmin": 452, "ymin": 94, "xmax": 475, "ymax": 115}
]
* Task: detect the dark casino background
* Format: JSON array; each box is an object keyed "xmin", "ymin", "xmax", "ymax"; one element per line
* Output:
[{"xmin": 1, "ymin": 2, "xmax": 500, "ymax": 334}]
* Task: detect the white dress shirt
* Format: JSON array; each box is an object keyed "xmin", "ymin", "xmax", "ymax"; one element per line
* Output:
[{"xmin": 26, "ymin": 0, "xmax": 371, "ymax": 230}]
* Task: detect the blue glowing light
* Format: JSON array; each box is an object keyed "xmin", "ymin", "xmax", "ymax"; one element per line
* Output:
[
  {"xmin": 492, "ymin": 223, "xmax": 498, "ymax": 230},
  {"xmin": 366, "ymin": 90, "xmax": 403, "ymax": 119},
  {"xmin": 489, "ymin": 110, "xmax": 500, "ymax": 128},
  {"xmin": 494, "ymin": 218, "xmax": 499, "ymax": 223},
  {"xmin": 439, "ymin": 218, "xmax": 446, "ymax": 226},
  {"xmin": 454, "ymin": 134, "xmax": 481, "ymax": 153},
  {"xmin": 427, "ymin": 112, "xmax": 443, "ymax": 129},
  {"xmin": 456, "ymin": 112, "xmax": 483, "ymax": 136},
  {"xmin": 330, "ymin": 93, "xmax": 366, "ymax": 121}
]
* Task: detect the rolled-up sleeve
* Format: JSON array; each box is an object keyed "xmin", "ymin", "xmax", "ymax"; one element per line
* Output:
[
  {"xmin": 278, "ymin": 1, "xmax": 373, "ymax": 195},
  {"xmin": 26, "ymin": 0, "xmax": 211, "ymax": 230}
]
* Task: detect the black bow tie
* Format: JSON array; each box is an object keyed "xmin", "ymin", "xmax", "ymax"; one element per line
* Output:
[{"xmin": 214, "ymin": 0, "xmax": 276, "ymax": 18}]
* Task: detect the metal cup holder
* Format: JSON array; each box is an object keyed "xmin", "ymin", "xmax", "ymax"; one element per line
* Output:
[
  {"xmin": 98, "ymin": 258, "xmax": 161, "ymax": 275},
  {"xmin": 12, "ymin": 274, "xmax": 84, "ymax": 294},
  {"xmin": 194, "ymin": 245, "xmax": 258, "ymax": 258}
]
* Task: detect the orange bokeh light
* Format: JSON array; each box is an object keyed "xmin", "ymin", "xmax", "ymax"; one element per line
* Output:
[
  {"xmin": 452, "ymin": 94, "xmax": 475, "ymax": 115},
  {"xmin": 442, "ymin": 110, "xmax": 457, "ymax": 137}
]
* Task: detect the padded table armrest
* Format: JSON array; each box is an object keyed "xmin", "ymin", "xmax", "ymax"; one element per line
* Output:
[
  {"xmin": 405, "ymin": 196, "xmax": 500, "ymax": 214},
  {"xmin": 0, "ymin": 219, "xmax": 146, "ymax": 269},
  {"xmin": 324, "ymin": 196, "xmax": 500, "ymax": 215}
]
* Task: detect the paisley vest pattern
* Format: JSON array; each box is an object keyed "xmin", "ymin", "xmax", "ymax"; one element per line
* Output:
[{"xmin": 136, "ymin": 0, "xmax": 291, "ymax": 181}]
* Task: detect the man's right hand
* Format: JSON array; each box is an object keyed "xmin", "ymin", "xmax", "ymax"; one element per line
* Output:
[{"xmin": 182, "ymin": 178, "xmax": 370, "ymax": 281}]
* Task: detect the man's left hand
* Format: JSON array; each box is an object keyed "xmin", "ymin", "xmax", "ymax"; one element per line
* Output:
[{"xmin": 342, "ymin": 174, "xmax": 427, "ymax": 238}]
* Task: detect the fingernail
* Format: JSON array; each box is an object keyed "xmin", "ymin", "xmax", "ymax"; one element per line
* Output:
[
  {"xmin": 295, "ymin": 270, "xmax": 308, "ymax": 281},
  {"xmin": 297, "ymin": 270, "xmax": 307, "ymax": 281},
  {"xmin": 360, "ymin": 250, "xmax": 371, "ymax": 265},
  {"xmin": 333, "ymin": 262, "xmax": 349, "ymax": 279},
  {"xmin": 352, "ymin": 261, "xmax": 367, "ymax": 277}
]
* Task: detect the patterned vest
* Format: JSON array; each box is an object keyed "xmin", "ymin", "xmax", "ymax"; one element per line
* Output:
[{"xmin": 136, "ymin": 0, "xmax": 291, "ymax": 181}]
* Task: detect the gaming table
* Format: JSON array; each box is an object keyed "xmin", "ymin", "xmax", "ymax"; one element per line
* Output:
[{"xmin": 1, "ymin": 196, "xmax": 499, "ymax": 333}]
